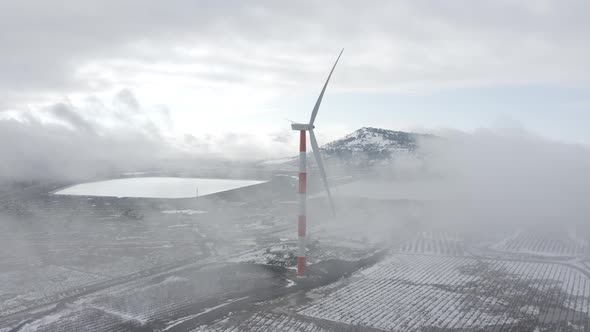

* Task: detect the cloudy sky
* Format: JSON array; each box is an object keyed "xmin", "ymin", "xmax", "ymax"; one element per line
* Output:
[{"xmin": 1, "ymin": 0, "xmax": 589, "ymax": 161}]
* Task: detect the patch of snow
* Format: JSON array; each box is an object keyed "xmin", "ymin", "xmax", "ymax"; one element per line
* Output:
[
  {"xmin": 115, "ymin": 236, "xmax": 144, "ymax": 240},
  {"xmin": 520, "ymin": 305, "xmax": 540, "ymax": 315},
  {"xmin": 168, "ymin": 224, "xmax": 190, "ymax": 228},
  {"xmin": 162, "ymin": 209, "xmax": 207, "ymax": 215},
  {"xmin": 260, "ymin": 157, "xmax": 296, "ymax": 165},
  {"xmin": 163, "ymin": 296, "xmax": 248, "ymax": 330},
  {"xmin": 121, "ymin": 171, "xmax": 154, "ymax": 176},
  {"xmin": 54, "ymin": 177, "xmax": 266, "ymax": 199},
  {"xmin": 162, "ymin": 276, "xmax": 189, "ymax": 284},
  {"xmin": 17, "ymin": 308, "xmax": 78, "ymax": 332},
  {"xmin": 568, "ymin": 321, "xmax": 584, "ymax": 331},
  {"xmin": 89, "ymin": 304, "xmax": 148, "ymax": 325},
  {"xmin": 276, "ymin": 200, "xmax": 297, "ymax": 204},
  {"xmin": 243, "ymin": 220, "xmax": 273, "ymax": 230}
]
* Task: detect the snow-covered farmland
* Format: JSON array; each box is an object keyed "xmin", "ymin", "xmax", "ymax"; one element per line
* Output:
[
  {"xmin": 54, "ymin": 177, "xmax": 267, "ymax": 199},
  {"xmin": 493, "ymin": 230, "xmax": 587, "ymax": 257},
  {"xmin": 298, "ymin": 254, "xmax": 590, "ymax": 331},
  {"xmin": 195, "ymin": 312, "xmax": 330, "ymax": 332},
  {"xmin": 0, "ymin": 265, "xmax": 109, "ymax": 316},
  {"xmin": 399, "ymin": 231, "xmax": 465, "ymax": 256}
]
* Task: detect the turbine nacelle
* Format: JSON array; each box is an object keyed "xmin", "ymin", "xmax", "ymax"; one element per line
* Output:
[{"xmin": 291, "ymin": 123, "xmax": 315, "ymax": 131}]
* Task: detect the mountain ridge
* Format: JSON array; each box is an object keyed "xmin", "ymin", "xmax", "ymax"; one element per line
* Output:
[
  {"xmin": 321, "ymin": 127, "xmax": 433, "ymax": 158},
  {"xmin": 262, "ymin": 127, "xmax": 434, "ymax": 169}
]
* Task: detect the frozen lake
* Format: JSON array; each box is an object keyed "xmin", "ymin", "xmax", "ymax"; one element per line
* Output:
[{"xmin": 54, "ymin": 177, "xmax": 267, "ymax": 198}]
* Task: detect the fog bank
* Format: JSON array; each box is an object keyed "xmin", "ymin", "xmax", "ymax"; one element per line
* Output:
[{"xmin": 409, "ymin": 128, "xmax": 590, "ymax": 229}]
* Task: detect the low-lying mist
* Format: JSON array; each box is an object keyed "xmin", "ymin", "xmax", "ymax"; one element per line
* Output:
[
  {"xmin": 382, "ymin": 128, "xmax": 590, "ymax": 233},
  {"xmin": 3, "ymin": 100, "xmax": 590, "ymax": 238},
  {"xmin": 0, "ymin": 90, "xmax": 291, "ymax": 184}
]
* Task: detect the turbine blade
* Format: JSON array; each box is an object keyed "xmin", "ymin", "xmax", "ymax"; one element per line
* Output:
[
  {"xmin": 309, "ymin": 129, "xmax": 335, "ymax": 215},
  {"xmin": 309, "ymin": 49, "xmax": 344, "ymax": 126}
]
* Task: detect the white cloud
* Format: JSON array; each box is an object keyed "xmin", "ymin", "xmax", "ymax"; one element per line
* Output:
[
  {"xmin": 0, "ymin": 0, "xmax": 589, "ymax": 162},
  {"xmin": 2, "ymin": 1, "xmax": 588, "ymax": 103}
]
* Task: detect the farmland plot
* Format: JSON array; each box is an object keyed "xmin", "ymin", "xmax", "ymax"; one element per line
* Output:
[
  {"xmin": 0, "ymin": 264, "xmax": 290, "ymax": 332},
  {"xmin": 194, "ymin": 312, "xmax": 332, "ymax": 332},
  {"xmin": 298, "ymin": 254, "xmax": 590, "ymax": 331},
  {"xmin": 493, "ymin": 230, "xmax": 586, "ymax": 257},
  {"xmin": 0, "ymin": 188, "xmax": 292, "ymax": 319},
  {"xmin": 0, "ymin": 264, "xmax": 109, "ymax": 316},
  {"xmin": 9, "ymin": 307, "xmax": 138, "ymax": 332},
  {"xmin": 399, "ymin": 231, "xmax": 465, "ymax": 256}
]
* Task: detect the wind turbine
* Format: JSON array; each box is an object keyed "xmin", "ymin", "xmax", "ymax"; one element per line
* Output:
[{"xmin": 292, "ymin": 49, "xmax": 342, "ymax": 277}]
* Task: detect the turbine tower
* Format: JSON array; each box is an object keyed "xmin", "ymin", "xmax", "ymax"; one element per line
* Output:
[{"xmin": 292, "ymin": 49, "xmax": 342, "ymax": 277}]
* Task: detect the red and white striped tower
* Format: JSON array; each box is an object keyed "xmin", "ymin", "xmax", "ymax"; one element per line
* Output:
[
  {"xmin": 297, "ymin": 130, "xmax": 307, "ymax": 277},
  {"xmin": 291, "ymin": 49, "xmax": 342, "ymax": 278}
]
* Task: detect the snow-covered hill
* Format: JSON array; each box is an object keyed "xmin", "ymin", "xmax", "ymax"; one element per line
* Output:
[
  {"xmin": 261, "ymin": 127, "xmax": 434, "ymax": 170},
  {"xmin": 322, "ymin": 127, "xmax": 423, "ymax": 156},
  {"xmin": 319, "ymin": 127, "xmax": 434, "ymax": 168}
]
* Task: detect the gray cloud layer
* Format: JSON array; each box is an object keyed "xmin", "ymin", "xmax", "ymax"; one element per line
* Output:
[
  {"xmin": 0, "ymin": 90, "xmax": 176, "ymax": 182},
  {"xmin": 1, "ymin": 0, "xmax": 589, "ymax": 109},
  {"xmin": 397, "ymin": 128, "xmax": 590, "ymax": 229},
  {"xmin": 1, "ymin": 1, "xmax": 589, "ymax": 182},
  {"xmin": 0, "ymin": 89, "xmax": 300, "ymax": 182}
]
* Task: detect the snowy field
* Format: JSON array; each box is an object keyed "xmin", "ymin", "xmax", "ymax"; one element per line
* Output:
[
  {"xmin": 195, "ymin": 312, "xmax": 331, "ymax": 332},
  {"xmin": 200, "ymin": 252, "xmax": 590, "ymax": 331},
  {"xmin": 297, "ymin": 254, "xmax": 590, "ymax": 331},
  {"xmin": 54, "ymin": 177, "xmax": 267, "ymax": 198},
  {"xmin": 0, "ymin": 183, "xmax": 294, "ymax": 328},
  {"xmin": 6, "ymin": 178, "xmax": 590, "ymax": 331},
  {"xmin": 492, "ymin": 230, "xmax": 587, "ymax": 258},
  {"xmin": 399, "ymin": 231, "xmax": 465, "ymax": 256}
]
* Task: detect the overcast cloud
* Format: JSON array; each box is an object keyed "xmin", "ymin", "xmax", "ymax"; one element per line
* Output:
[
  {"xmin": 2, "ymin": 1, "xmax": 588, "ymax": 102},
  {"xmin": 1, "ymin": 0, "xmax": 589, "ymax": 179}
]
